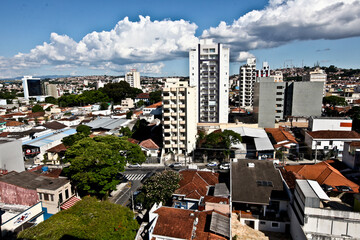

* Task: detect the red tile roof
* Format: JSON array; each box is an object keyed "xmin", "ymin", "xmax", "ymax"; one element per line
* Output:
[
  {"xmin": 283, "ymin": 161, "xmax": 359, "ymax": 193},
  {"xmin": 349, "ymin": 141, "xmax": 360, "ymax": 147},
  {"xmin": 135, "ymin": 93, "xmax": 150, "ymax": 99},
  {"xmin": 265, "ymin": 127, "xmax": 297, "ymax": 144},
  {"xmin": 47, "ymin": 143, "xmax": 68, "ymax": 153},
  {"xmin": 153, "ymin": 207, "xmax": 196, "ymax": 239},
  {"xmin": 27, "ymin": 112, "xmax": 45, "ymax": 118},
  {"xmin": 175, "ymin": 170, "xmax": 219, "ymax": 200},
  {"xmin": 139, "ymin": 139, "xmax": 159, "ymax": 150},
  {"xmin": 307, "ymin": 130, "xmax": 360, "ymax": 139},
  {"xmin": 6, "ymin": 120, "xmax": 24, "ymax": 126},
  {"xmin": 127, "ymin": 138, "xmax": 140, "ymax": 144},
  {"xmin": 145, "ymin": 101, "xmax": 162, "ymax": 109},
  {"xmin": 203, "ymin": 196, "xmax": 229, "ymax": 204}
]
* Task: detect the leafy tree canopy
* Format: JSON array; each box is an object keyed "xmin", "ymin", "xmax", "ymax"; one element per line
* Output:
[
  {"xmin": 323, "ymin": 96, "xmax": 347, "ymax": 106},
  {"xmin": 100, "ymin": 102, "xmax": 109, "ymax": 110},
  {"xmin": 137, "ymin": 170, "xmax": 181, "ymax": 209},
  {"xmin": 149, "ymin": 90, "xmax": 162, "ymax": 104},
  {"xmin": 31, "ymin": 104, "xmax": 44, "ymax": 113},
  {"xmin": 76, "ymin": 125, "xmax": 91, "ymax": 135},
  {"xmin": 63, "ymin": 135, "xmax": 145, "ymax": 197},
  {"xmin": 119, "ymin": 127, "xmax": 132, "ymax": 137},
  {"xmin": 44, "ymin": 96, "xmax": 57, "ymax": 104},
  {"xmin": 58, "ymin": 90, "xmax": 109, "ymax": 107},
  {"xmin": 17, "ymin": 196, "xmax": 139, "ymax": 240},
  {"xmin": 101, "ymin": 82, "xmax": 142, "ymax": 104}
]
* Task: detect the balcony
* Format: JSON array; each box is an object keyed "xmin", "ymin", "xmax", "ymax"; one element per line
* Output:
[
  {"xmin": 179, "ymin": 96, "xmax": 185, "ymax": 100},
  {"xmin": 170, "ymin": 96, "xmax": 177, "ymax": 100},
  {"xmin": 171, "ymin": 121, "xmax": 177, "ymax": 125},
  {"xmin": 180, "ymin": 121, "xmax": 186, "ymax": 125},
  {"xmin": 172, "ymin": 144, "xmax": 178, "ymax": 148},
  {"xmin": 171, "ymin": 128, "xmax": 178, "ymax": 132},
  {"xmin": 164, "ymin": 104, "xmax": 170, "ymax": 108},
  {"xmin": 179, "ymin": 144, "xmax": 186, "ymax": 148},
  {"xmin": 163, "ymin": 96, "xmax": 170, "ymax": 100},
  {"xmin": 180, "ymin": 129, "xmax": 185, "ymax": 133},
  {"xmin": 163, "ymin": 112, "xmax": 170, "ymax": 117},
  {"xmin": 164, "ymin": 144, "xmax": 172, "ymax": 148},
  {"xmin": 171, "ymin": 112, "xmax": 177, "ymax": 117},
  {"xmin": 164, "ymin": 121, "xmax": 171, "ymax": 125},
  {"xmin": 164, "ymin": 129, "xmax": 171, "ymax": 133},
  {"xmin": 164, "ymin": 137, "xmax": 171, "ymax": 141},
  {"xmin": 179, "ymin": 112, "xmax": 185, "ymax": 117},
  {"xmin": 171, "ymin": 136, "xmax": 178, "ymax": 141},
  {"xmin": 180, "ymin": 136, "xmax": 186, "ymax": 141},
  {"xmin": 171, "ymin": 104, "xmax": 177, "ymax": 108},
  {"xmin": 179, "ymin": 104, "xmax": 186, "ymax": 109}
]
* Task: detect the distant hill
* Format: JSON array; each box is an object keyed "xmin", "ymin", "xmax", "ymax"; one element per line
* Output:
[{"xmin": 0, "ymin": 75, "xmax": 74, "ymax": 81}]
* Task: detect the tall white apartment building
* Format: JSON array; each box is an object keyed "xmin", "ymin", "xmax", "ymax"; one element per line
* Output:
[
  {"xmin": 239, "ymin": 58, "xmax": 257, "ymax": 108},
  {"xmin": 239, "ymin": 59, "xmax": 272, "ymax": 108},
  {"xmin": 163, "ymin": 78, "xmax": 197, "ymax": 155},
  {"xmin": 302, "ymin": 67, "xmax": 327, "ymax": 96},
  {"xmin": 189, "ymin": 39, "xmax": 229, "ymax": 123},
  {"xmin": 22, "ymin": 76, "xmax": 42, "ymax": 100},
  {"xmin": 125, "ymin": 69, "xmax": 141, "ymax": 89}
]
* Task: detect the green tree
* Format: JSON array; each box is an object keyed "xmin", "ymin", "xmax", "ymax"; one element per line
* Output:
[
  {"xmin": 45, "ymin": 96, "xmax": 57, "ymax": 104},
  {"xmin": 139, "ymin": 170, "xmax": 181, "ymax": 209},
  {"xmin": 119, "ymin": 127, "xmax": 132, "ymax": 137},
  {"xmin": 323, "ymin": 96, "xmax": 347, "ymax": 107},
  {"xmin": 149, "ymin": 90, "xmax": 162, "ymax": 104},
  {"xmin": 126, "ymin": 110, "xmax": 133, "ymax": 119},
  {"xmin": 100, "ymin": 102, "xmax": 109, "ymax": 110},
  {"xmin": 347, "ymin": 106, "xmax": 360, "ymax": 133},
  {"xmin": 76, "ymin": 125, "xmax": 91, "ymax": 135},
  {"xmin": 17, "ymin": 196, "xmax": 138, "ymax": 240},
  {"xmin": 32, "ymin": 104, "xmax": 44, "ymax": 112},
  {"xmin": 136, "ymin": 100, "xmax": 144, "ymax": 108},
  {"xmin": 101, "ymin": 82, "xmax": 142, "ymax": 103},
  {"xmin": 63, "ymin": 135, "xmax": 145, "ymax": 198}
]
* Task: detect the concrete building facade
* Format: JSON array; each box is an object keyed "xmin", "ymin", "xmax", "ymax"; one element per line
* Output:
[
  {"xmin": 22, "ymin": 76, "xmax": 42, "ymax": 100},
  {"xmin": 163, "ymin": 78, "xmax": 197, "ymax": 155},
  {"xmin": 254, "ymin": 77, "xmax": 324, "ymax": 128},
  {"xmin": 189, "ymin": 39, "xmax": 229, "ymax": 123},
  {"xmin": 125, "ymin": 69, "xmax": 141, "ymax": 89},
  {"xmin": 0, "ymin": 140, "xmax": 25, "ymax": 172},
  {"xmin": 239, "ymin": 58, "xmax": 257, "ymax": 108}
]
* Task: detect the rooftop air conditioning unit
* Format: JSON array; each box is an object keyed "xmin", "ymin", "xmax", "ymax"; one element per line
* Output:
[{"xmin": 247, "ymin": 162, "xmax": 255, "ymax": 168}]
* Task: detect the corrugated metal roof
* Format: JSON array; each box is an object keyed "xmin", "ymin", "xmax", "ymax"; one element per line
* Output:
[
  {"xmin": 209, "ymin": 212, "xmax": 230, "ymax": 238},
  {"xmin": 85, "ymin": 118, "xmax": 129, "ymax": 130},
  {"xmin": 23, "ymin": 129, "xmax": 76, "ymax": 147},
  {"xmin": 254, "ymin": 137, "xmax": 274, "ymax": 151}
]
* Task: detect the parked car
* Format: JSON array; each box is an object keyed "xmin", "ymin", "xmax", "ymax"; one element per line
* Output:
[
  {"xmin": 128, "ymin": 163, "xmax": 141, "ymax": 168},
  {"xmin": 219, "ymin": 163, "xmax": 230, "ymax": 170},
  {"xmin": 206, "ymin": 161, "xmax": 218, "ymax": 167},
  {"xmin": 169, "ymin": 162, "xmax": 182, "ymax": 168}
]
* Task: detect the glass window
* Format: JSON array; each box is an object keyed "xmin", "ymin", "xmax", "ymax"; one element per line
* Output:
[
  {"xmin": 59, "ymin": 193, "xmax": 63, "ymax": 203},
  {"xmin": 39, "ymin": 193, "xmax": 42, "ymax": 200},
  {"xmin": 272, "ymin": 222, "xmax": 279, "ymax": 228},
  {"xmin": 65, "ymin": 189, "xmax": 69, "ymax": 199},
  {"xmin": 50, "ymin": 194, "xmax": 54, "ymax": 201},
  {"xmin": 44, "ymin": 194, "xmax": 49, "ymax": 201}
]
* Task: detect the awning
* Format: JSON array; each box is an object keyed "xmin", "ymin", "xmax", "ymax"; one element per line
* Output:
[{"xmin": 60, "ymin": 196, "xmax": 81, "ymax": 210}]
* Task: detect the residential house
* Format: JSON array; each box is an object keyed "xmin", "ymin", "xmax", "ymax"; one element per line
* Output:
[
  {"xmin": 139, "ymin": 139, "xmax": 159, "ymax": 158},
  {"xmin": 147, "ymin": 204, "xmax": 229, "ymax": 240},
  {"xmin": 342, "ymin": 141, "xmax": 360, "ymax": 169},
  {"xmin": 45, "ymin": 143, "xmax": 68, "ymax": 165},
  {"xmin": 172, "ymin": 170, "xmax": 220, "ymax": 210},
  {"xmin": 265, "ymin": 127, "xmax": 298, "ymax": 154},
  {"xmin": 231, "ymin": 159, "xmax": 290, "ymax": 233},
  {"xmin": 304, "ymin": 130, "xmax": 360, "ymax": 159},
  {"xmin": 0, "ymin": 171, "xmax": 76, "ymax": 214},
  {"xmin": 134, "ymin": 92, "xmax": 150, "ymax": 105}
]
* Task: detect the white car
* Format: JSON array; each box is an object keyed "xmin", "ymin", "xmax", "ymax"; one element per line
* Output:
[
  {"xmin": 128, "ymin": 163, "xmax": 141, "ymax": 168},
  {"xmin": 219, "ymin": 163, "xmax": 230, "ymax": 170},
  {"xmin": 206, "ymin": 162, "xmax": 218, "ymax": 167}
]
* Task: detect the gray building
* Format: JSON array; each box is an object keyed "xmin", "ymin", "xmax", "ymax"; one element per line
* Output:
[
  {"xmin": 0, "ymin": 139, "xmax": 25, "ymax": 172},
  {"xmin": 254, "ymin": 77, "xmax": 323, "ymax": 128}
]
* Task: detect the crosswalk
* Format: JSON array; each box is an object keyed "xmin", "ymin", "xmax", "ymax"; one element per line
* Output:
[{"xmin": 123, "ymin": 173, "xmax": 147, "ymax": 181}]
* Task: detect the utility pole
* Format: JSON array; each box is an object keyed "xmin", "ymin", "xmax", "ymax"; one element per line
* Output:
[{"xmin": 314, "ymin": 141, "xmax": 318, "ymax": 164}]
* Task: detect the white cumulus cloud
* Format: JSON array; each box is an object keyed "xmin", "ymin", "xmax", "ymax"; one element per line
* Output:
[{"xmin": 202, "ymin": 0, "xmax": 360, "ymax": 56}]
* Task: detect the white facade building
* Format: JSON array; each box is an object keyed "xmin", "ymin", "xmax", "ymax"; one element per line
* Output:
[
  {"xmin": 22, "ymin": 76, "xmax": 42, "ymax": 100},
  {"xmin": 189, "ymin": 39, "xmax": 229, "ymax": 123},
  {"xmin": 302, "ymin": 68, "xmax": 327, "ymax": 96},
  {"xmin": 239, "ymin": 58, "xmax": 257, "ymax": 108},
  {"xmin": 163, "ymin": 78, "xmax": 197, "ymax": 155},
  {"xmin": 125, "ymin": 69, "xmax": 141, "ymax": 89},
  {"xmin": 308, "ymin": 117, "xmax": 353, "ymax": 132}
]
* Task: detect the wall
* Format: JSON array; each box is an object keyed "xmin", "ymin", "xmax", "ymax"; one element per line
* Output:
[
  {"xmin": 38, "ymin": 181, "xmax": 73, "ymax": 214},
  {"xmin": 291, "ymin": 82, "xmax": 323, "ymax": 117},
  {"xmin": 0, "ymin": 182, "xmax": 38, "ymax": 206},
  {"xmin": 310, "ymin": 118, "xmax": 352, "ymax": 131},
  {"xmin": 254, "ymin": 81, "xmax": 276, "ymax": 128},
  {"xmin": 0, "ymin": 140, "xmax": 25, "ymax": 172},
  {"xmin": 205, "ymin": 202, "xmax": 230, "ymax": 215}
]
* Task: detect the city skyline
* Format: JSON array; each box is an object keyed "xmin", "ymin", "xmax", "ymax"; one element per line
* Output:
[{"xmin": 0, "ymin": 0, "xmax": 359, "ymax": 78}]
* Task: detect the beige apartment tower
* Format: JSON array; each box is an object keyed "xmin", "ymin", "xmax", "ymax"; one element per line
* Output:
[
  {"xmin": 125, "ymin": 69, "xmax": 141, "ymax": 89},
  {"xmin": 163, "ymin": 78, "xmax": 197, "ymax": 155}
]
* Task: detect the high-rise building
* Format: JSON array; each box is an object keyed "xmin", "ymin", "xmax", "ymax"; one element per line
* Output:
[
  {"xmin": 239, "ymin": 59, "xmax": 272, "ymax": 109},
  {"xmin": 22, "ymin": 76, "xmax": 42, "ymax": 100},
  {"xmin": 163, "ymin": 78, "xmax": 197, "ymax": 155},
  {"xmin": 302, "ymin": 67, "xmax": 327, "ymax": 96},
  {"xmin": 45, "ymin": 83, "xmax": 60, "ymax": 98},
  {"xmin": 125, "ymin": 69, "xmax": 141, "ymax": 89},
  {"xmin": 238, "ymin": 58, "xmax": 257, "ymax": 108},
  {"xmin": 189, "ymin": 39, "xmax": 229, "ymax": 123},
  {"xmin": 254, "ymin": 77, "xmax": 324, "ymax": 128}
]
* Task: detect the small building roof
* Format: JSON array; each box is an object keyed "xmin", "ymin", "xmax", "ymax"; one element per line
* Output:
[
  {"xmin": 42, "ymin": 121, "xmax": 67, "ymax": 130},
  {"xmin": 139, "ymin": 139, "xmax": 159, "ymax": 150},
  {"xmin": 0, "ymin": 171, "xmax": 69, "ymax": 191},
  {"xmin": 23, "ymin": 128, "xmax": 76, "ymax": 148},
  {"xmin": 145, "ymin": 101, "xmax": 162, "ymax": 109},
  {"xmin": 307, "ymin": 130, "xmax": 360, "ymax": 139},
  {"xmin": 46, "ymin": 143, "xmax": 68, "ymax": 153},
  {"xmin": 85, "ymin": 118, "xmax": 129, "ymax": 131},
  {"xmin": 174, "ymin": 170, "xmax": 219, "ymax": 200},
  {"xmin": 209, "ymin": 212, "xmax": 230, "ymax": 238},
  {"xmin": 232, "ymin": 159, "xmax": 283, "ymax": 205}
]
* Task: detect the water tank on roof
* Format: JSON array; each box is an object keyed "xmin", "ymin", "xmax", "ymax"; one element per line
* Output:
[{"xmin": 42, "ymin": 166, "xmax": 49, "ymax": 172}]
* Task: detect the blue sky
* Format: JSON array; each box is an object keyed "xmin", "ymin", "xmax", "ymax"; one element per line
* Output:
[{"xmin": 0, "ymin": 0, "xmax": 359, "ymax": 78}]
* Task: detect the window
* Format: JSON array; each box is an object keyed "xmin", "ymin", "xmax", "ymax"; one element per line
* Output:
[
  {"xmin": 317, "ymin": 141, "xmax": 321, "ymax": 146},
  {"xmin": 271, "ymin": 222, "xmax": 280, "ymax": 228},
  {"xmin": 50, "ymin": 194, "xmax": 54, "ymax": 201},
  {"xmin": 276, "ymin": 98, "xmax": 283, "ymax": 101},
  {"xmin": 59, "ymin": 193, "xmax": 63, "ymax": 203},
  {"xmin": 276, "ymin": 86, "xmax": 283, "ymax": 89},
  {"xmin": 276, "ymin": 92, "xmax": 283, "ymax": 95},
  {"xmin": 44, "ymin": 194, "xmax": 49, "ymax": 201},
  {"xmin": 329, "ymin": 140, "xmax": 333, "ymax": 145},
  {"xmin": 209, "ymin": 48, "xmax": 215, "ymax": 53},
  {"xmin": 39, "ymin": 193, "xmax": 42, "ymax": 200},
  {"xmin": 260, "ymin": 221, "xmax": 266, "ymax": 225},
  {"xmin": 65, "ymin": 189, "xmax": 69, "ymax": 199}
]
